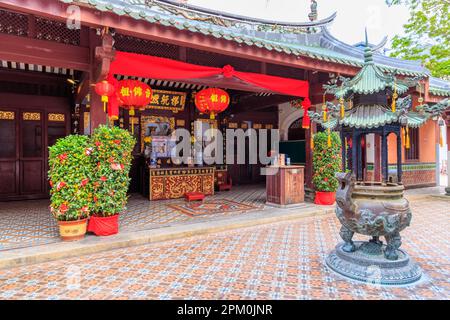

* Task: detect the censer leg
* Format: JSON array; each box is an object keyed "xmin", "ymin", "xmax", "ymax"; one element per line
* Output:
[
  {"xmin": 384, "ymin": 232, "xmax": 401, "ymax": 261},
  {"xmin": 339, "ymin": 225, "xmax": 356, "ymax": 252},
  {"xmin": 370, "ymin": 236, "xmax": 382, "ymax": 245}
]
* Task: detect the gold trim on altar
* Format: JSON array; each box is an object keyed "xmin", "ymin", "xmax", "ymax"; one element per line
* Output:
[
  {"xmin": 0, "ymin": 111, "xmax": 14, "ymax": 120},
  {"xmin": 146, "ymin": 89, "xmax": 187, "ymax": 113}
]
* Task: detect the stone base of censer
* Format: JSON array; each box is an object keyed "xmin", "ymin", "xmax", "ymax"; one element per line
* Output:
[{"xmin": 326, "ymin": 241, "xmax": 422, "ymax": 286}]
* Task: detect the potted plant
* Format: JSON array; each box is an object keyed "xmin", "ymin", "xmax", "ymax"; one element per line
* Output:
[
  {"xmin": 313, "ymin": 131, "xmax": 342, "ymax": 205},
  {"xmin": 48, "ymin": 135, "xmax": 95, "ymax": 241},
  {"xmin": 88, "ymin": 125, "xmax": 136, "ymax": 236}
]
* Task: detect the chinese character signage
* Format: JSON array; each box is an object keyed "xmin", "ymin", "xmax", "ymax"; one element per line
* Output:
[{"xmin": 147, "ymin": 90, "xmax": 187, "ymax": 113}]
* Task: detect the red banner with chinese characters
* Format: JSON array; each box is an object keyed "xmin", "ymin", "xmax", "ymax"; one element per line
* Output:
[{"xmin": 108, "ymin": 51, "xmax": 310, "ymax": 98}]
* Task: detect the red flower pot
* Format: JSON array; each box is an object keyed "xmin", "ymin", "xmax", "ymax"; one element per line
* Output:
[
  {"xmin": 88, "ymin": 214, "xmax": 120, "ymax": 236},
  {"xmin": 314, "ymin": 191, "xmax": 336, "ymax": 205}
]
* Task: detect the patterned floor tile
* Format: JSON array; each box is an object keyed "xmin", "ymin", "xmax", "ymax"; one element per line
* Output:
[
  {"xmin": 0, "ymin": 186, "xmax": 269, "ymax": 251},
  {"xmin": 0, "ymin": 198, "xmax": 448, "ymax": 300}
]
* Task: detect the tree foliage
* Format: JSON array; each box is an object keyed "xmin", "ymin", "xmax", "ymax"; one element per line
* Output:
[{"xmin": 387, "ymin": 0, "xmax": 450, "ymax": 79}]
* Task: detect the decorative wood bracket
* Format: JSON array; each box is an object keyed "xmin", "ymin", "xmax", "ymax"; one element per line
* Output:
[{"xmin": 94, "ymin": 27, "xmax": 116, "ymax": 82}]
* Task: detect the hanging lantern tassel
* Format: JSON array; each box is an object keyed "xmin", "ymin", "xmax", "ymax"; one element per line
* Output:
[
  {"xmin": 327, "ymin": 129, "xmax": 332, "ymax": 148},
  {"xmin": 129, "ymin": 107, "xmax": 135, "ymax": 135},
  {"xmin": 311, "ymin": 134, "xmax": 315, "ymax": 150},
  {"xmin": 323, "ymin": 107, "xmax": 328, "ymax": 123},
  {"xmin": 392, "ymin": 84, "xmax": 398, "ymax": 113},
  {"xmin": 401, "ymin": 128, "xmax": 405, "ymax": 147},
  {"xmin": 405, "ymin": 126, "xmax": 410, "ymax": 150},
  {"xmin": 340, "ymin": 98, "xmax": 345, "ymax": 119},
  {"xmin": 101, "ymin": 96, "xmax": 108, "ymax": 113}
]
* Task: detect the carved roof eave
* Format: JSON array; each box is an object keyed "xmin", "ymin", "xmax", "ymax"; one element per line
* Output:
[
  {"xmin": 148, "ymin": 0, "xmax": 337, "ymax": 28},
  {"xmin": 57, "ymin": 0, "xmax": 439, "ymax": 78}
]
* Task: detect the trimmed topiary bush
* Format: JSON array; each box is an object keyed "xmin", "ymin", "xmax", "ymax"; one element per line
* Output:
[
  {"xmin": 48, "ymin": 135, "xmax": 95, "ymax": 221},
  {"xmin": 312, "ymin": 131, "xmax": 342, "ymax": 192},
  {"xmin": 91, "ymin": 125, "xmax": 136, "ymax": 217}
]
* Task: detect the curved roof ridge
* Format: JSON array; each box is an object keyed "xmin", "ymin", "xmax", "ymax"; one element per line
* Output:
[
  {"xmin": 320, "ymin": 28, "xmax": 429, "ymax": 73},
  {"xmin": 155, "ymin": 0, "xmax": 337, "ymax": 27}
]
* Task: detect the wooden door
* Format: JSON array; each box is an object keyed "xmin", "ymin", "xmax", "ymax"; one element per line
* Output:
[
  {"xmin": 0, "ymin": 109, "xmax": 19, "ymax": 196},
  {"xmin": 0, "ymin": 108, "xmax": 68, "ymax": 200},
  {"xmin": 19, "ymin": 110, "xmax": 46, "ymax": 197}
]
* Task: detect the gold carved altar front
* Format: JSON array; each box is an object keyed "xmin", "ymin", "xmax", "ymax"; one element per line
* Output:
[{"xmin": 149, "ymin": 167, "xmax": 215, "ymax": 200}]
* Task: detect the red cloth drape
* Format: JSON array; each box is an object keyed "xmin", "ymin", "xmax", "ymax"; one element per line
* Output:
[{"xmin": 109, "ymin": 51, "xmax": 310, "ymax": 98}]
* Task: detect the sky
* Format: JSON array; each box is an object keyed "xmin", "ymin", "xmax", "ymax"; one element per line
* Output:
[{"xmin": 186, "ymin": 0, "xmax": 410, "ymax": 50}]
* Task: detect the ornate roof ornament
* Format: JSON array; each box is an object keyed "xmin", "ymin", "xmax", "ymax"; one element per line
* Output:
[{"xmin": 309, "ymin": 0, "xmax": 318, "ymax": 22}]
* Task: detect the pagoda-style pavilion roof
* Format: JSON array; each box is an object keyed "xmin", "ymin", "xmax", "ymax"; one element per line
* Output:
[
  {"xmin": 310, "ymin": 42, "xmax": 449, "ymax": 131},
  {"xmin": 60, "ymin": 0, "xmax": 433, "ymax": 77},
  {"xmin": 315, "ymin": 104, "xmax": 429, "ymax": 130},
  {"xmin": 335, "ymin": 47, "xmax": 410, "ymax": 99}
]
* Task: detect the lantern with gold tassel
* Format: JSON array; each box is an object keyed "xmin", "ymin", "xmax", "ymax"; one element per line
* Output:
[
  {"xmin": 311, "ymin": 133, "xmax": 315, "ymax": 150},
  {"xmin": 339, "ymin": 97, "xmax": 345, "ymax": 119},
  {"xmin": 322, "ymin": 94, "xmax": 327, "ymax": 122},
  {"xmin": 94, "ymin": 80, "xmax": 116, "ymax": 113},
  {"xmin": 117, "ymin": 80, "xmax": 153, "ymax": 134},
  {"xmin": 391, "ymin": 81, "xmax": 397, "ymax": 113},
  {"xmin": 327, "ymin": 128, "xmax": 332, "ymax": 148},
  {"xmin": 405, "ymin": 126, "xmax": 410, "ymax": 150}
]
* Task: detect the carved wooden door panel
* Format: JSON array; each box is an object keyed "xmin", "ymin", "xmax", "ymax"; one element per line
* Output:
[
  {"xmin": 0, "ymin": 109, "xmax": 19, "ymax": 197},
  {"xmin": 19, "ymin": 110, "xmax": 46, "ymax": 196}
]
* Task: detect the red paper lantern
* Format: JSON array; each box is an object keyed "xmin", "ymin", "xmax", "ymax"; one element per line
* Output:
[
  {"xmin": 94, "ymin": 80, "xmax": 116, "ymax": 113},
  {"xmin": 195, "ymin": 88, "xmax": 230, "ymax": 119},
  {"xmin": 117, "ymin": 79, "xmax": 152, "ymax": 134},
  {"xmin": 117, "ymin": 80, "xmax": 153, "ymax": 115}
]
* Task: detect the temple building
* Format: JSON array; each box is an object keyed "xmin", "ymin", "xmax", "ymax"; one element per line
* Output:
[{"xmin": 0, "ymin": 0, "xmax": 449, "ymax": 202}]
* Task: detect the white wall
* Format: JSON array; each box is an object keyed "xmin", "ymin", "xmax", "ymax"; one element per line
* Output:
[{"xmin": 366, "ymin": 133, "xmax": 375, "ymax": 164}]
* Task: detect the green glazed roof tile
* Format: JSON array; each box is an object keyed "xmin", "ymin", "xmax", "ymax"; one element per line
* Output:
[{"xmin": 60, "ymin": 0, "xmax": 449, "ymax": 83}]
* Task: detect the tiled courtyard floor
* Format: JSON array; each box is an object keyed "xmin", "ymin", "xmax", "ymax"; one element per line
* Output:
[
  {"xmin": 0, "ymin": 186, "xmax": 269, "ymax": 251},
  {"xmin": 0, "ymin": 198, "xmax": 448, "ymax": 300}
]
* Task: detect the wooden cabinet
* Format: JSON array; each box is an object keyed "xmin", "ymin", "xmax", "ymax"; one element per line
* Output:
[{"xmin": 266, "ymin": 166, "xmax": 305, "ymax": 207}]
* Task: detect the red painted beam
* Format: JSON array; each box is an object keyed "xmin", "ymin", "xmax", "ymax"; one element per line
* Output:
[{"xmin": 0, "ymin": 33, "xmax": 90, "ymax": 71}]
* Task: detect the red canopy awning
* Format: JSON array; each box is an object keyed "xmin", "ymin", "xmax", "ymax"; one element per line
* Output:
[
  {"xmin": 109, "ymin": 51, "xmax": 310, "ymax": 98},
  {"xmin": 106, "ymin": 51, "xmax": 311, "ymax": 123}
]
